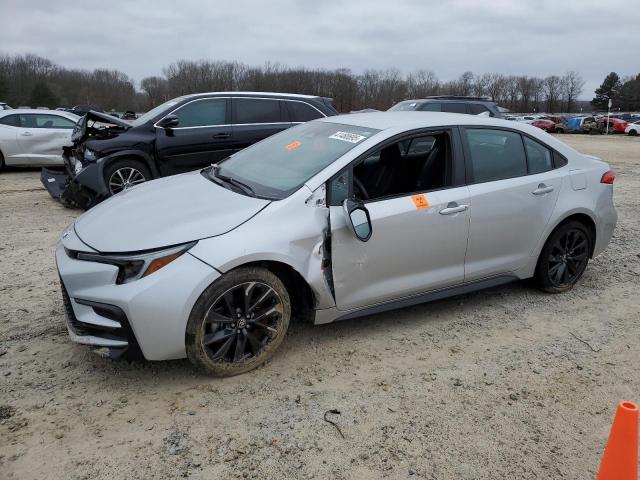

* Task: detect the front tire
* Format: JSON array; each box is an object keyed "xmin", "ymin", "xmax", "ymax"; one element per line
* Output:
[
  {"xmin": 534, "ymin": 221, "xmax": 591, "ymax": 293},
  {"xmin": 103, "ymin": 159, "xmax": 150, "ymax": 196},
  {"xmin": 186, "ymin": 267, "xmax": 291, "ymax": 377}
]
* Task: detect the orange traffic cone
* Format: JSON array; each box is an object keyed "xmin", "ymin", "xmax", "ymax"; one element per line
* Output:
[{"xmin": 597, "ymin": 401, "xmax": 638, "ymax": 480}]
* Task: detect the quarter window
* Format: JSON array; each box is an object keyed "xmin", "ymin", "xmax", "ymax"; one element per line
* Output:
[
  {"xmin": 233, "ymin": 98, "xmax": 282, "ymax": 124},
  {"xmin": 523, "ymin": 136, "xmax": 553, "ymax": 174},
  {"xmin": 466, "ymin": 129, "xmax": 527, "ymax": 183},
  {"xmin": 0, "ymin": 114, "xmax": 19, "ymax": 127},
  {"xmin": 172, "ymin": 98, "xmax": 227, "ymax": 128},
  {"xmin": 287, "ymin": 101, "xmax": 323, "ymax": 122},
  {"xmin": 469, "ymin": 104, "xmax": 492, "ymax": 116},
  {"xmin": 420, "ymin": 103, "xmax": 441, "ymax": 112}
]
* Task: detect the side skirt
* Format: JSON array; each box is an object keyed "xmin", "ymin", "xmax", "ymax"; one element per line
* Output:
[{"xmin": 316, "ymin": 275, "xmax": 518, "ymax": 324}]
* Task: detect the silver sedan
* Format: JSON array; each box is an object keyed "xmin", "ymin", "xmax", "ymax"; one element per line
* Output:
[
  {"xmin": 55, "ymin": 112, "xmax": 617, "ymax": 376},
  {"xmin": 0, "ymin": 109, "xmax": 79, "ymax": 169}
]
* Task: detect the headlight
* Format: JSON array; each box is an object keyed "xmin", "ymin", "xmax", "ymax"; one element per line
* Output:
[
  {"xmin": 83, "ymin": 149, "xmax": 99, "ymax": 162},
  {"xmin": 75, "ymin": 242, "xmax": 196, "ymax": 284}
]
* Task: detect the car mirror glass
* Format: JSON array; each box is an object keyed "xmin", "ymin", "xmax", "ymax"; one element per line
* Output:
[{"xmin": 343, "ymin": 199, "xmax": 372, "ymax": 242}]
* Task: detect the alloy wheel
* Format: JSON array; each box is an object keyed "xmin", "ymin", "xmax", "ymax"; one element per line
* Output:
[
  {"xmin": 108, "ymin": 167, "xmax": 146, "ymax": 194},
  {"xmin": 201, "ymin": 282, "xmax": 284, "ymax": 363},
  {"xmin": 547, "ymin": 229, "xmax": 589, "ymax": 287}
]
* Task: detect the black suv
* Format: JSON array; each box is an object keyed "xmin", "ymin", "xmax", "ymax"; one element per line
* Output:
[
  {"xmin": 42, "ymin": 92, "xmax": 338, "ymax": 208},
  {"xmin": 388, "ymin": 96, "xmax": 502, "ymax": 118}
]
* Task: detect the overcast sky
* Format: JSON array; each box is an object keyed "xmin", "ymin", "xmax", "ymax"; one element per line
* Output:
[{"xmin": 1, "ymin": 0, "xmax": 638, "ymax": 98}]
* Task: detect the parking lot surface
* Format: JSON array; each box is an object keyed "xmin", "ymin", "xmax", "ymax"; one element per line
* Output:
[{"xmin": 1, "ymin": 134, "xmax": 639, "ymax": 479}]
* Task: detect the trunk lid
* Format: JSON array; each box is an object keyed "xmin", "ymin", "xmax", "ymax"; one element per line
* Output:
[{"xmin": 74, "ymin": 170, "xmax": 271, "ymax": 252}]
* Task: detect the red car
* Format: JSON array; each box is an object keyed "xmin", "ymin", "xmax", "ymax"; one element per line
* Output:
[
  {"xmin": 599, "ymin": 117, "xmax": 629, "ymax": 133},
  {"xmin": 531, "ymin": 119, "xmax": 557, "ymax": 133}
]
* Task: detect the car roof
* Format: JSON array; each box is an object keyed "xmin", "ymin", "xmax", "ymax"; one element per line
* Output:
[
  {"xmin": 318, "ymin": 111, "xmax": 519, "ymax": 131},
  {"xmin": 186, "ymin": 91, "xmax": 321, "ymax": 100},
  {"xmin": 0, "ymin": 108, "xmax": 79, "ymax": 117}
]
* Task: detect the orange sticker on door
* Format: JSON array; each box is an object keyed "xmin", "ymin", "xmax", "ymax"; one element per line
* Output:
[
  {"xmin": 286, "ymin": 140, "xmax": 302, "ymax": 151},
  {"xmin": 411, "ymin": 194, "xmax": 430, "ymax": 209}
]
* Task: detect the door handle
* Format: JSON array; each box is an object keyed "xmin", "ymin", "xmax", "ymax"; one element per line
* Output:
[
  {"xmin": 439, "ymin": 202, "xmax": 469, "ymax": 215},
  {"xmin": 212, "ymin": 133, "xmax": 230, "ymax": 139},
  {"xmin": 532, "ymin": 183, "xmax": 554, "ymax": 195},
  {"xmin": 21, "ymin": 132, "xmax": 33, "ymax": 137}
]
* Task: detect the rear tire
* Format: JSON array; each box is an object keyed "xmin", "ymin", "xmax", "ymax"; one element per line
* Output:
[
  {"xmin": 534, "ymin": 221, "xmax": 591, "ymax": 293},
  {"xmin": 186, "ymin": 267, "xmax": 291, "ymax": 377},
  {"xmin": 629, "ymin": 129, "xmax": 638, "ymax": 136},
  {"xmin": 103, "ymin": 159, "xmax": 151, "ymax": 196}
]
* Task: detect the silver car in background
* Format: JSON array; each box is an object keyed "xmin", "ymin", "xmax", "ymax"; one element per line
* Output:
[
  {"xmin": 0, "ymin": 109, "xmax": 79, "ymax": 169},
  {"xmin": 55, "ymin": 112, "xmax": 617, "ymax": 376}
]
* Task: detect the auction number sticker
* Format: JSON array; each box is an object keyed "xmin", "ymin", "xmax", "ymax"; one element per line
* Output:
[
  {"xmin": 411, "ymin": 194, "xmax": 430, "ymax": 209},
  {"xmin": 329, "ymin": 131, "xmax": 367, "ymax": 143},
  {"xmin": 286, "ymin": 140, "xmax": 302, "ymax": 151}
]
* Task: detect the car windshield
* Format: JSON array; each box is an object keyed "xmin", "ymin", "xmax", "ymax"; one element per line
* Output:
[
  {"xmin": 214, "ymin": 121, "xmax": 380, "ymax": 199},
  {"xmin": 130, "ymin": 97, "xmax": 184, "ymax": 127},
  {"xmin": 388, "ymin": 101, "xmax": 421, "ymax": 111}
]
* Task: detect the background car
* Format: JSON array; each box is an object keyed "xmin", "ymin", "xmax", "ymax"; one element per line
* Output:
[
  {"xmin": 388, "ymin": 96, "xmax": 503, "ymax": 117},
  {"xmin": 0, "ymin": 109, "xmax": 79, "ymax": 170},
  {"xmin": 41, "ymin": 91, "xmax": 338, "ymax": 208},
  {"xmin": 0, "ymin": 102, "xmax": 12, "ymax": 110},
  {"xmin": 599, "ymin": 117, "xmax": 628, "ymax": 134},
  {"xmin": 55, "ymin": 112, "xmax": 617, "ymax": 376},
  {"xmin": 624, "ymin": 119, "xmax": 640, "ymax": 135},
  {"xmin": 531, "ymin": 118, "xmax": 556, "ymax": 132}
]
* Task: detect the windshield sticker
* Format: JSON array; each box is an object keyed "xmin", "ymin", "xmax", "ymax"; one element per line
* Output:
[
  {"xmin": 286, "ymin": 140, "xmax": 302, "ymax": 151},
  {"xmin": 411, "ymin": 194, "xmax": 430, "ymax": 209},
  {"xmin": 329, "ymin": 131, "xmax": 367, "ymax": 144}
]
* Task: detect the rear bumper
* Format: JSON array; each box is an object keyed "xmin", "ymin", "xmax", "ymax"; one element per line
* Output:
[
  {"xmin": 56, "ymin": 241, "xmax": 220, "ymax": 361},
  {"xmin": 40, "ymin": 150, "xmax": 108, "ymax": 209}
]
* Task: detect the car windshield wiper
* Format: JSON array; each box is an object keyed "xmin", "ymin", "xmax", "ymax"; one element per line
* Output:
[{"xmin": 209, "ymin": 165, "xmax": 256, "ymax": 197}]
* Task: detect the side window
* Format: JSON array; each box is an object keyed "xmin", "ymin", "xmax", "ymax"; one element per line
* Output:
[
  {"xmin": 287, "ymin": 101, "xmax": 323, "ymax": 122},
  {"xmin": 523, "ymin": 136, "xmax": 553, "ymax": 174},
  {"xmin": 172, "ymin": 98, "xmax": 227, "ymax": 128},
  {"xmin": 442, "ymin": 103, "xmax": 468, "ymax": 114},
  {"xmin": 349, "ymin": 132, "xmax": 451, "ymax": 202},
  {"xmin": 30, "ymin": 114, "xmax": 76, "ymax": 129},
  {"xmin": 233, "ymin": 98, "xmax": 282, "ymax": 124},
  {"xmin": 420, "ymin": 103, "xmax": 441, "ymax": 112},
  {"xmin": 466, "ymin": 128, "xmax": 527, "ymax": 183},
  {"xmin": 0, "ymin": 114, "xmax": 19, "ymax": 127},
  {"xmin": 469, "ymin": 104, "xmax": 492, "ymax": 116}
]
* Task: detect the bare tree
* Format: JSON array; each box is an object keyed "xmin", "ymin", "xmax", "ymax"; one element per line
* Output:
[{"xmin": 561, "ymin": 71, "xmax": 585, "ymax": 113}]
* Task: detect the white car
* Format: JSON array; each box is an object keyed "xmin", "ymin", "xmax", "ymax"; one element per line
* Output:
[
  {"xmin": 625, "ymin": 120, "xmax": 640, "ymax": 136},
  {"xmin": 0, "ymin": 109, "xmax": 79, "ymax": 169},
  {"xmin": 0, "ymin": 102, "xmax": 11, "ymax": 110}
]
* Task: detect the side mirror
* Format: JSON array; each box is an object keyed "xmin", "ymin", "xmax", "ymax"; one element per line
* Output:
[
  {"xmin": 342, "ymin": 199, "xmax": 372, "ymax": 242},
  {"xmin": 157, "ymin": 115, "xmax": 179, "ymax": 129}
]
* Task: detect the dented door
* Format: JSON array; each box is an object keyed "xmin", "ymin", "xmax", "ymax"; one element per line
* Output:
[{"xmin": 330, "ymin": 186, "xmax": 470, "ymax": 311}]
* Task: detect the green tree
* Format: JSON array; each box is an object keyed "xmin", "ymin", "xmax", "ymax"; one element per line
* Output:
[
  {"xmin": 617, "ymin": 74, "xmax": 640, "ymax": 111},
  {"xmin": 591, "ymin": 72, "xmax": 621, "ymax": 110},
  {"xmin": 29, "ymin": 81, "xmax": 59, "ymax": 108}
]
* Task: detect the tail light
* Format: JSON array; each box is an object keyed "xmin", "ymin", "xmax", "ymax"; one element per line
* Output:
[{"xmin": 601, "ymin": 171, "xmax": 616, "ymax": 184}]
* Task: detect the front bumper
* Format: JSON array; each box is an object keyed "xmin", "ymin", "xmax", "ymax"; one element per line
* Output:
[
  {"xmin": 41, "ymin": 150, "xmax": 108, "ymax": 209},
  {"xmin": 56, "ymin": 241, "xmax": 220, "ymax": 361}
]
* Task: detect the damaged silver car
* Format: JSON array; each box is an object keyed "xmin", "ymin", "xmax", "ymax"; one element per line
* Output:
[{"xmin": 56, "ymin": 112, "xmax": 617, "ymax": 376}]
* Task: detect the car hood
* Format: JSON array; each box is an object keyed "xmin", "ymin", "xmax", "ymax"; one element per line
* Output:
[
  {"xmin": 74, "ymin": 170, "xmax": 271, "ymax": 252},
  {"xmin": 72, "ymin": 110, "xmax": 131, "ymax": 144}
]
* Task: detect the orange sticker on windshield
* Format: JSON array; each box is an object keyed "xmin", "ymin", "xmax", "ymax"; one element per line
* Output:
[
  {"xmin": 411, "ymin": 194, "xmax": 430, "ymax": 209},
  {"xmin": 286, "ymin": 140, "xmax": 302, "ymax": 151}
]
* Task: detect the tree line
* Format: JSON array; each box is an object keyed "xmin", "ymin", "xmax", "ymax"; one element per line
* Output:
[{"xmin": 1, "ymin": 52, "xmax": 635, "ymax": 114}]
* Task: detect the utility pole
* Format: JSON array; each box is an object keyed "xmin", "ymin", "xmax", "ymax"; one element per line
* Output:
[{"xmin": 606, "ymin": 98, "xmax": 612, "ymax": 134}]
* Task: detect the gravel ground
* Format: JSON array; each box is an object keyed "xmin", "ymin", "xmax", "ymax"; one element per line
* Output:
[{"xmin": 1, "ymin": 134, "xmax": 639, "ymax": 479}]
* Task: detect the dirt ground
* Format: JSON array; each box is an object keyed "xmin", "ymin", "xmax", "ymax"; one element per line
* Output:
[{"xmin": 1, "ymin": 134, "xmax": 639, "ymax": 479}]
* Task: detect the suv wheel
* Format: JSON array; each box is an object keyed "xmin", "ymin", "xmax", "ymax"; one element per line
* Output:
[
  {"xmin": 186, "ymin": 267, "xmax": 291, "ymax": 377},
  {"xmin": 104, "ymin": 159, "xmax": 150, "ymax": 195},
  {"xmin": 534, "ymin": 221, "xmax": 591, "ymax": 293}
]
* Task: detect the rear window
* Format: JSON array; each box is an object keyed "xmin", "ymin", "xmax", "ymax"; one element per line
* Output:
[{"xmin": 466, "ymin": 128, "xmax": 527, "ymax": 183}]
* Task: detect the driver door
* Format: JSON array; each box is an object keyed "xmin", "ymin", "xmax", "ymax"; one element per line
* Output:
[{"xmin": 328, "ymin": 130, "xmax": 470, "ymax": 312}]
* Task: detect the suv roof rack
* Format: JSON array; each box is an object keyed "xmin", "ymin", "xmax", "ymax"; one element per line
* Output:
[{"xmin": 424, "ymin": 95, "xmax": 493, "ymax": 101}]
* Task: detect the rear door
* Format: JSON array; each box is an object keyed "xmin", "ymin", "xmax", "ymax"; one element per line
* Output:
[
  {"xmin": 155, "ymin": 97, "xmax": 233, "ymax": 175},
  {"xmin": 15, "ymin": 113, "xmax": 75, "ymax": 165},
  {"xmin": 462, "ymin": 127, "xmax": 561, "ymax": 281},
  {"xmin": 231, "ymin": 97, "xmax": 291, "ymax": 152},
  {"xmin": 0, "ymin": 114, "xmax": 20, "ymax": 164}
]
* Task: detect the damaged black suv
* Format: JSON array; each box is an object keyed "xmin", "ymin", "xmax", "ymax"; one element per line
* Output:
[{"xmin": 42, "ymin": 92, "xmax": 338, "ymax": 208}]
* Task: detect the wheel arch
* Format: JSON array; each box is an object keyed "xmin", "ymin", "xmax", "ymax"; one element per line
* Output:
[
  {"xmin": 540, "ymin": 211, "xmax": 597, "ymax": 259},
  {"xmin": 100, "ymin": 150, "xmax": 159, "ymax": 179}
]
